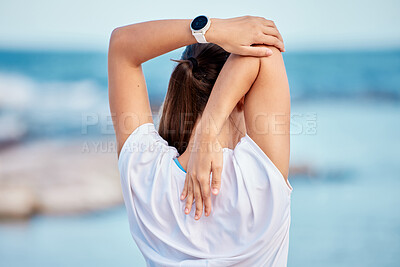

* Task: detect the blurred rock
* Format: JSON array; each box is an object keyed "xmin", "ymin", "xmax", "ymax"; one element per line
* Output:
[
  {"xmin": 289, "ymin": 164, "xmax": 318, "ymax": 178},
  {"xmin": 0, "ymin": 138, "xmax": 122, "ymax": 219},
  {"xmin": 0, "ymin": 185, "xmax": 35, "ymax": 219},
  {"xmin": 0, "ymin": 114, "xmax": 27, "ymax": 149}
]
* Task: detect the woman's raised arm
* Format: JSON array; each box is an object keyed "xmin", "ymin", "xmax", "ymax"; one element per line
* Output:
[
  {"xmin": 108, "ymin": 17, "xmax": 285, "ymax": 155},
  {"xmin": 181, "ymin": 45, "xmax": 290, "ymax": 219}
]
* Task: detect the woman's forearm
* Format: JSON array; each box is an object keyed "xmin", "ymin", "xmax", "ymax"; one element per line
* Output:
[
  {"xmin": 109, "ymin": 19, "xmax": 219, "ymax": 67},
  {"xmin": 109, "ymin": 17, "xmax": 285, "ymax": 68},
  {"xmin": 195, "ymin": 54, "xmax": 261, "ymax": 137},
  {"xmin": 195, "ymin": 46, "xmax": 291, "ymax": 179}
]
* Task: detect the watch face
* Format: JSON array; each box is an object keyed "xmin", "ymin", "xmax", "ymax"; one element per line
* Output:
[{"xmin": 191, "ymin": 15, "xmax": 208, "ymax": 31}]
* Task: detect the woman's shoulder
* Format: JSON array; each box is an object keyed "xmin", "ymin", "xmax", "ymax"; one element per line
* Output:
[{"xmin": 118, "ymin": 122, "xmax": 177, "ymax": 172}]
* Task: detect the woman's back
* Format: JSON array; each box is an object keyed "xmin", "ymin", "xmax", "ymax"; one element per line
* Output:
[{"xmin": 118, "ymin": 123, "xmax": 292, "ymax": 267}]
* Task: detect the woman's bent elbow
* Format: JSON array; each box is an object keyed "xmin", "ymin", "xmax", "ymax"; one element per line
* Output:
[{"xmin": 109, "ymin": 27, "xmax": 125, "ymax": 51}]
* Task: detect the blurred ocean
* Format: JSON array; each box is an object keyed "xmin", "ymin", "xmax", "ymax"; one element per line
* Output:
[{"xmin": 0, "ymin": 48, "xmax": 399, "ymax": 266}]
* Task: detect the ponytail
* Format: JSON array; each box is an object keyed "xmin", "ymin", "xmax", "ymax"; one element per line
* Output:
[{"xmin": 159, "ymin": 43, "xmax": 230, "ymax": 154}]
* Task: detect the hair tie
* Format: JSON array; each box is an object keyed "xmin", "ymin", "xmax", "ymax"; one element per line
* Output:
[{"xmin": 187, "ymin": 57, "xmax": 198, "ymax": 69}]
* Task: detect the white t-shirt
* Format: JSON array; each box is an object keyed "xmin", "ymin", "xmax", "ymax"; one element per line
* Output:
[{"xmin": 118, "ymin": 123, "xmax": 293, "ymax": 267}]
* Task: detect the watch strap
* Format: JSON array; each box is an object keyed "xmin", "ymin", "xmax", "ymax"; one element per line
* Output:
[{"xmin": 192, "ymin": 32, "xmax": 208, "ymax": 43}]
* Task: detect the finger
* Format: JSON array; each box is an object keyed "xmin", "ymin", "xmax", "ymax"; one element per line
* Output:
[
  {"xmin": 211, "ymin": 163, "xmax": 222, "ymax": 196},
  {"xmin": 258, "ymin": 35, "xmax": 285, "ymax": 52},
  {"xmin": 193, "ymin": 179, "xmax": 203, "ymax": 220},
  {"xmin": 181, "ymin": 173, "xmax": 189, "ymax": 200},
  {"xmin": 251, "ymin": 17, "xmax": 283, "ymax": 47},
  {"xmin": 238, "ymin": 46, "xmax": 273, "ymax": 57},
  {"xmin": 261, "ymin": 19, "xmax": 284, "ymax": 49},
  {"xmin": 185, "ymin": 178, "xmax": 194, "ymax": 214},
  {"xmin": 254, "ymin": 16, "xmax": 272, "ymax": 28},
  {"xmin": 263, "ymin": 19, "xmax": 276, "ymax": 29},
  {"xmin": 199, "ymin": 175, "xmax": 212, "ymax": 217},
  {"xmin": 263, "ymin": 26, "xmax": 284, "ymax": 43}
]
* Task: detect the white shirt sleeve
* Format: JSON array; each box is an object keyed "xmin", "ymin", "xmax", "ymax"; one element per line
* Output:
[
  {"xmin": 235, "ymin": 134, "xmax": 293, "ymax": 195},
  {"xmin": 117, "ymin": 123, "xmax": 180, "ymax": 229}
]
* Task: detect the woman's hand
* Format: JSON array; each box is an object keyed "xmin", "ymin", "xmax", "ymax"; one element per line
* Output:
[
  {"xmin": 206, "ymin": 16, "xmax": 285, "ymax": 57},
  {"xmin": 180, "ymin": 130, "xmax": 223, "ymax": 220}
]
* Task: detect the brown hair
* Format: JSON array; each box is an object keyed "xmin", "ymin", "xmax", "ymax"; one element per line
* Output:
[{"xmin": 158, "ymin": 43, "xmax": 230, "ymax": 154}]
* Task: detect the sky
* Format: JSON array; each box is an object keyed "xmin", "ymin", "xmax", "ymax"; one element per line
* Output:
[{"xmin": 0, "ymin": 0, "xmax": 399, "ymax": 51}]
